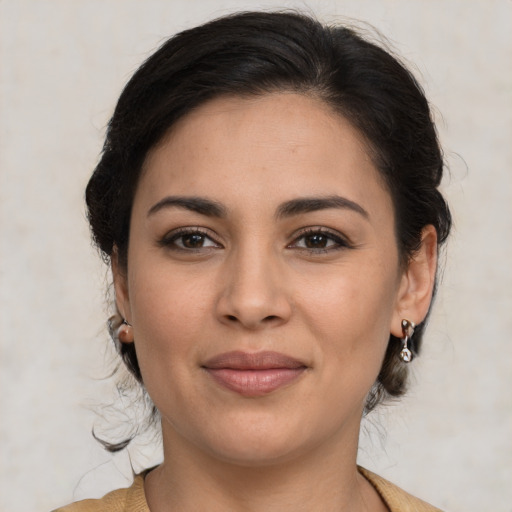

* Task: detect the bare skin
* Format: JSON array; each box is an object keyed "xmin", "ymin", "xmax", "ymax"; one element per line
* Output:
[{"xmin": 114, "ymin": 93, "xmax": 437, "ymax": 511}]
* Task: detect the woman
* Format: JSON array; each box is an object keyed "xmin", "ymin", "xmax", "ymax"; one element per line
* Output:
[{"xmin": 55, "ymin": 11, "xmax": 451, "ymax": 512}]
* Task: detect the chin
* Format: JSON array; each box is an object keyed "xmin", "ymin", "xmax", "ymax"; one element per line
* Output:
[
  {"xmin": 188, "ymin": 409, "xmax": 324, "ymax": 468},
  {"xmin": 204, "ymin": 436, "xmax": 308, "ymax": 468}
]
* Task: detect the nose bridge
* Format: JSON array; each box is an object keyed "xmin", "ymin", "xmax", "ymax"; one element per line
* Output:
[{"xmin": 216, "ymin": 236, "xmax": 291, "ymax": 328}]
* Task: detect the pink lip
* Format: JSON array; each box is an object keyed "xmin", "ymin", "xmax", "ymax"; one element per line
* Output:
[{"xmin": 202, "ymin": 351, "xmax": 307, "ymax": 397}]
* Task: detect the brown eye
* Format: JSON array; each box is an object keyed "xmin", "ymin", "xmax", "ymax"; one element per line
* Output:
[
  {"xmin": 288, "ymin": 229, "xmax": 349, "ymax": 253},
  {"xmin": 181, "ymin": 233, "xmax": 207, "ymax": 248},
  {"xmin": 160, "ymin": 228, "xmax": 221, "ymax": 251},
  {"xmin": 304, "ymin": 233, "xmax": 329, "ymax": 249}
]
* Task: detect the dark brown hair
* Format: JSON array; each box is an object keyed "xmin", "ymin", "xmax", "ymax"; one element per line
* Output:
[{"xmin": 87, "ymin": 11, "xmax": 451, "ymax": 444}]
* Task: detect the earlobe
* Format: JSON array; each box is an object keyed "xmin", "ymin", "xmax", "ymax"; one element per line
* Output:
[{"xmin": 391, "ymin": 225, "xmax": 438, "ymax": 337}]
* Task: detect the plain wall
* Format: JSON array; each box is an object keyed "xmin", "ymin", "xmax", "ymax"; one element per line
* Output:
[{"xmin": 1, "ymin": 1, "xmax": 511, "ymax": 511}]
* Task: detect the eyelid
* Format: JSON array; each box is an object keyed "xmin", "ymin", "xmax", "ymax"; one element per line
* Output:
[
  {"xmin": 158, "ymin": 226, "xmax": 223, "ymax": 250},
  {"xmin": 287, "ymin": 226, "xmax": 352, "ymax": 251}
]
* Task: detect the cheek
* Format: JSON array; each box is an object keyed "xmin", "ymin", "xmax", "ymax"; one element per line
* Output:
[
  {"xmin": 295, "ymin": 260, "xmax": 399, "ymax": 365},
  {"xmin": 126, "ymin": 264, "xmax": 215, "ymax": 389},
  {"xmin": 129, "ymin": 249, "xmax": 214, "ymax": 325}
]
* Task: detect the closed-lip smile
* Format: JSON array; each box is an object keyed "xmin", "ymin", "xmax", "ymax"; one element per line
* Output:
[{"xmin": 202, "ymin": 351, "xmax": 308, "ymax": 397}]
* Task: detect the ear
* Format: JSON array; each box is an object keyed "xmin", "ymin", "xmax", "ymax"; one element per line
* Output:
[
  {"xmin": 391, "ymin": 225, "xmax": 438, "ymax": 337},
  {"xmin": 111, "ymin": 246, "xmax": 132, "ymax": 326}
]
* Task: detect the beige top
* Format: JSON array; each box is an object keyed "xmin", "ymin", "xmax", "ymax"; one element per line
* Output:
[{"xmin": 53, "ymin": 467, "xmax": 442, "ymax": 512}]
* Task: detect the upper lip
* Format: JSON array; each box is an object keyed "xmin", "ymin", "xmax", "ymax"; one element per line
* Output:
[{"xmin": 202, "ymin": 351, "xmax": 307, "ymax": 370}]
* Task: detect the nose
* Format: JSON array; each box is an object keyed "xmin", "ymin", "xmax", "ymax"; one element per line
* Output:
[{"xmin": 215, "ymin": 247, "xmax": 292, "ymax": 330}]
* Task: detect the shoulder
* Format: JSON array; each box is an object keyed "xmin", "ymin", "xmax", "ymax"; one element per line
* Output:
[
  {"xmin": 52, "ymin": 473, "xmax": 149, "ymax": 512},
  {"xmin": 359, "ymin": 467, "xmax": 443, "ymax": 512}
]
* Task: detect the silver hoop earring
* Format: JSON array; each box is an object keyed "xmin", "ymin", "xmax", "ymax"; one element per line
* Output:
[{"xmin": 399, "ymin": 319, "xmax": 415, "ymax": 363}]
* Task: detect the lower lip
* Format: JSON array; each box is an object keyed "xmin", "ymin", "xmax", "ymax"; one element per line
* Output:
[{"xmin": 204, "ymin": 368, "xmax": 306, "ymax": 397}]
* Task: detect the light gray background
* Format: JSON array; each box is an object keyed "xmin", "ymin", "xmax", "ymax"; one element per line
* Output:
[{"xmin": 1, "ymin": 1, "xmax": 511, "ymax": 511}]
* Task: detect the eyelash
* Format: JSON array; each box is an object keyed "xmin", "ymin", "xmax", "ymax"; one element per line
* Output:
[
  {"xmin": 158, "ymin": 227, "xmax": 351, "ymax": 254},
  {"xmin": 158, "ymin": 227, "xmax": 222, "ymax": 252},
  {"xmin": 288, "ymin": 227, "xmax": 351, "ymax": 254}
]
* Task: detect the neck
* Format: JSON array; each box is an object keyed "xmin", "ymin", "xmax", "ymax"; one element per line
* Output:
[{"xmin": 145, "ymin": 421, "xmax": 384, "ymax": 512}]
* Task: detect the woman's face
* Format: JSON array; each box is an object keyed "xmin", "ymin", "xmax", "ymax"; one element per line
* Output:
[{"xmin": 115, "ymin": 93, "xmax": 413, "ymax": 466}]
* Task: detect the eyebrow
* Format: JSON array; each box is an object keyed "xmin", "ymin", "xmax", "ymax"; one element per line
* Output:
[
  {"xmin": 276, "ymin": 195, "xmax": 369, "ymax": 220},
  {"xmin": 147, "ymin": 194, "xmax": 369, "ymax": 221},
  {"xmin": 147, "ymin": 196, "xmax": 227, "ymax": 218}
]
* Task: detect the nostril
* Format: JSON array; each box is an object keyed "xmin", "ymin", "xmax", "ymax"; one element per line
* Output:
[{"xmin": 224, "ymin": 314, "xmax": 280, "ymax": 325}]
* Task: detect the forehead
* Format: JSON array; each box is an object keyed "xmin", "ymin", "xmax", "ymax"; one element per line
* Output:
[{"xmin": 138, "ymin": 93, "xmax": 392, "ymax": 217}]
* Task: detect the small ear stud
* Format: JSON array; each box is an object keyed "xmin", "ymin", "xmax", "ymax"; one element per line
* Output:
[
  {"xmin": 399, "ymin": 319, "xmax": 416, "ymax": 363},
  {"xmin": 117, "ymin": 319, "xmax": 134, "ymax": 344}
]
